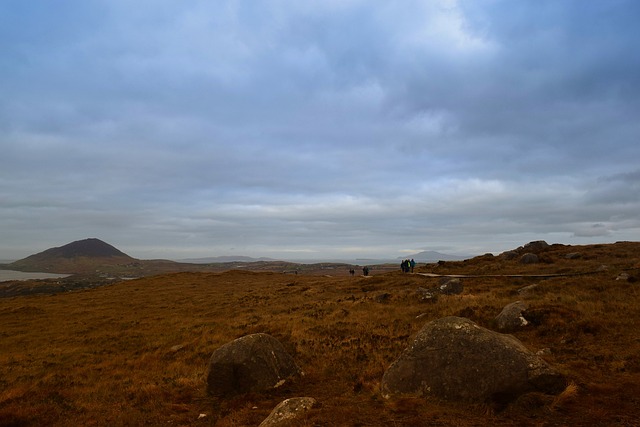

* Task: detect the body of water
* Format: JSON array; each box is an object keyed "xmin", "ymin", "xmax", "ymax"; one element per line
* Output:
[{"xmin": 0, "ymin": 270, "xmax": 70, "ymax": 282}]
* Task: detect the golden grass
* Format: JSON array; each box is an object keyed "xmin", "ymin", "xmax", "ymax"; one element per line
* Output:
[
  {"xmin": 1, "ymin": 243, "xmax": 640, "ymax": 425},
  {"xmin": 551, "ymin": 381, "xmax": 579, "ymax": 411}
]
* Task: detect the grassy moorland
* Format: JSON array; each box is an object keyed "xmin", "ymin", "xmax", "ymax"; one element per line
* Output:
[{"xmin": 1, "ymin": 242, "xmax": 639, "ymax": 426}]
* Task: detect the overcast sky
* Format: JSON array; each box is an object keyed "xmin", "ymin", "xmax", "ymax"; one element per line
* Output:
[{"xmin": 1, "ymin": 0, "xmax": 639, "ymax": 261}]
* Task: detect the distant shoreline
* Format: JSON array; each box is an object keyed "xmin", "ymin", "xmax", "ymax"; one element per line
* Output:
[{"xmin": 0, "ymin": 270, "xmax": 70, "ymax": 282}]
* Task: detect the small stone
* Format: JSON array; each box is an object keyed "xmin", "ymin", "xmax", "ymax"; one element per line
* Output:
[{"xmin": 259, "ymin": 397, "xmax": 318, "ymax": 427}]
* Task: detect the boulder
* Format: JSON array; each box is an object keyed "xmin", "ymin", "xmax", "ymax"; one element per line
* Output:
[
  {"xmin": 381, "ymin": 317, "xmax": 565, "ymax": 404},
  {"xmin": 259, "ymin": 397, "xmax": 318, "ymax": 427},
  {"xmin": 495, "ymin": 301, "xmax": 529, "ymax": 332},
  {"xmin": 520, "ymin": 253, "xmax": 539, "ymax": 264},
  {"xmin": 438, "ymin": 278, "xmax": 463, "ymax": 295},
  {"xmin": 206, "ymin": 333, "xmax": 302, "ymax": 397}
]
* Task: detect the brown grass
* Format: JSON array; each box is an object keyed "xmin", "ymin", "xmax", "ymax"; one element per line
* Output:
[{"xmin": 1, "ymin": 242, "xmax": 640, "ymax": 426}]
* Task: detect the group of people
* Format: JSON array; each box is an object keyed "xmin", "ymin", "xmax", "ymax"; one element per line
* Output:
[
  {"xmin": 401, "ymin": 258, "xmax": 416, "ymax": 273},
  {"xmin": 349, "ymin": 266, "xmax": 370, "ymax": 276}
]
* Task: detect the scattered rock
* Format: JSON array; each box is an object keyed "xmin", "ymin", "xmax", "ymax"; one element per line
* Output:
[
  {"xmin": 170, "ymin": 344, "xmax": 185, "ymax": 353},
  {"xmin": 520, "ymin": 253, "xmax": 539, "ymax": 264},
  {"xmin": 500, "ymin": 250, "xmax": 519, "ymax": 260},
  {"xmin": 375, "ymin": 293, "xmax": 391, "ymax": 303},
  {"xmin": 380, "ymin": 316, "xmax": 565, "ymax": 404},
  {"xmin": 517, "ymin": 284, "xmax": 539, "ymax": 296},
  {"xmin": 416, "ymin": 287, "xmax": 438, "ymax": 303},
  {"xmin": 259, "ymin": 397, "xmax": 318, "ymax": 427},
  {"xmin": 536, "ymin": 348, "xmax": 552, "ymax": 356},
  {"xmin": 495, "ymin": 301, "xmax": 529, "ymax": 332},
  {"xmin": 616, "ymin": 273, "xmax": 637, "ymax": 282},
  {"xmin": 565, "ymin": 252, "xmax": 582, "ymax": 259},
  {"xmin": 206, "ymin": 333, "xmax": 302, "ymax": 397},
  {"xmin": 438, "ymin": 278, "xmax": 463, "ymax": 295}
]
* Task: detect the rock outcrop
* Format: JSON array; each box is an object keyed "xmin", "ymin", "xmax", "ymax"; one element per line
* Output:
[
  {"xmin": 381, "ymin": 317, "xmax": 565, "ymax": 404},
  {"xmin": 500, "ymin": 241, "xmax": 550, "ymax": 261},
  {"xmin": 522, "ymin": 240, "xmax": 550, "ymax": 253},
  {"xmin": 206, "ymin": 333, "xmax": 302, "ymax": 397}
]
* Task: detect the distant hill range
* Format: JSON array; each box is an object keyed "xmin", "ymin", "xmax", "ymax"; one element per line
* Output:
[
  {"xmin": 3, "ymin": 238, "xmax": 470, "ymax": 277},
  {"xmin": 1, "ymin": 238, "xmax": 321, "ymax": 277},
  {"xmin": 178, "ymin": 255, "xmax": 277, "ymax": 264},
  {"xmin": 399, "ymin": 250, "xmax": 471, "ymax": 262},
  {"xmin": 8, "ymin": 238, "xmax": 136, "ymax": 273}
]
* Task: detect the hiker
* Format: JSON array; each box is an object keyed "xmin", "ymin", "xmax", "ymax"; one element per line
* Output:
[
  {"xmin": 401, "ymin": 259, "xmax": 410, "ymax": 273},
  {"xmin": 349, "ymin": 268, "xmax": 355, "ymax": 276},
  {"xmin": 362, "ymin": 266, "xmax": 369, "ymax": 276},
  {"xmin": 410, "ymin": 259, "xmax": 416, "ymax": 273}
]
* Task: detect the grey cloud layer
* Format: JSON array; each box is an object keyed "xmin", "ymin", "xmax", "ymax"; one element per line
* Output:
[{"xmin": 1, "ymin": 0, "xmax": 639, "ymax": 259}]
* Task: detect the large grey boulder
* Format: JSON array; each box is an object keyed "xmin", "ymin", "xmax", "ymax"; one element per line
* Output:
[
  {"xmin": 495, "ymin": 301, "xmax": 529, "ymax": 332},
  {"xmin": 381, "ymin": 317, "xmax": 565, "ymax": 404},
  {"xmin": 206, "ymin": 333, "xmax": 302, "ymax": 397},
  {"xmin": 259, "ymin": 397, "xmax": 318, "ymax": 427}
]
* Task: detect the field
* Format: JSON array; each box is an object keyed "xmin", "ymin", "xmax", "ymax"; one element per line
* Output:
[{"xmin": 1, "ymin": 242, "xmax": 640, "ymax": 426}]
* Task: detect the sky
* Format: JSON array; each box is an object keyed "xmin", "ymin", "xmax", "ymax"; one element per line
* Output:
[{"xmin": 1, "ymin": 0, "xmax": 640, "ymax": 261}]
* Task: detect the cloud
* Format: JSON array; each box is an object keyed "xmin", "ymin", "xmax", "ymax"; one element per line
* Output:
[{"xmin": 1, "ymin": 1, "xmax": 640, "ymax": 259}]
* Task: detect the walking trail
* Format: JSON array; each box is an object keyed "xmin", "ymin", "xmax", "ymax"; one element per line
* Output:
[{"xmin": 416, "ymin": 271, "xmax": 601, "ymax": 279}]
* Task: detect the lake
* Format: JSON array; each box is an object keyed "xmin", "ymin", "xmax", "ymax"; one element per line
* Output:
[{"xmin": 0, "ymin": 270, "xmax": 70, "ymax": 282}]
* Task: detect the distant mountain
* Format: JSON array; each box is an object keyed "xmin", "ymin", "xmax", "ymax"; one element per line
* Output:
[
  {"xmin": 179, "ymin": 255, "xmax": 278, "ymax": 264},
  {"xmin": 33, "ymin": 238, "xmax": 131, "ymax": 259},
  {"xmin": 399, "ymin": 251, "xmax": 471, "ymax": 262},
  {"xmin": 9, "ymin": 238, "xmax": 135, "ymax": 273}
]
